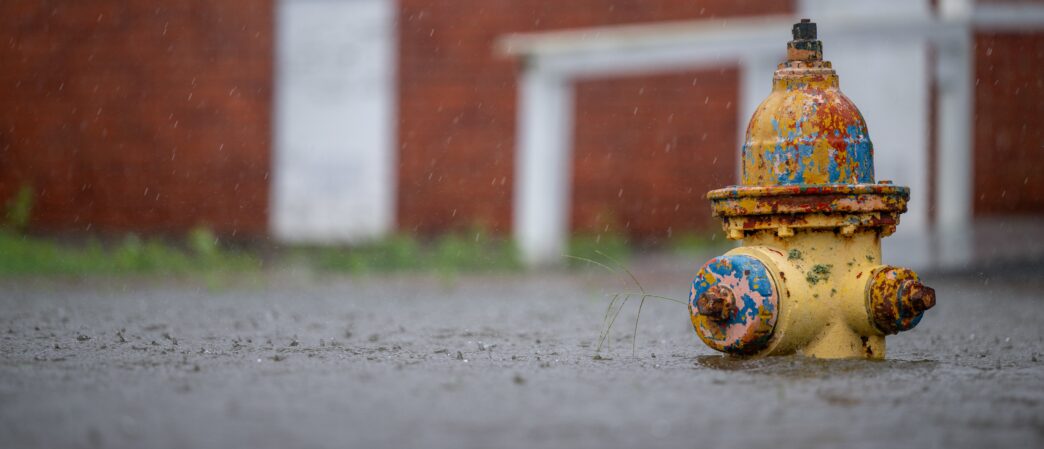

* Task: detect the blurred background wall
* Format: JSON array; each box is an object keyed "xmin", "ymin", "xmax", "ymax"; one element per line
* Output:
[
  {"xmin": 396, "ymin": 0, "xmax": 789, "ymax": 240},
  {"xmin": 0, "ymin": 0, "xmax": 1041, "ymax": 264},
  {"xmin": 0, "ymin": 1, "xmax": 272, "ymax": 237}
]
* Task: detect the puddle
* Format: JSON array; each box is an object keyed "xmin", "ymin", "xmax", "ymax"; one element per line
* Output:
[{"xmin": 694, "ymin": 354, "xmax": 938, "ymax": 378}]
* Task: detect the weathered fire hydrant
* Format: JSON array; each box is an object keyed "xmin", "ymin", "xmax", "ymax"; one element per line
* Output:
[{"xmin": 688, "ymin": 19, "xmax": 936, "ymax": 359}]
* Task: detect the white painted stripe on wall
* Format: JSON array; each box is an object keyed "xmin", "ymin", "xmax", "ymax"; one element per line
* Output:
[{"xmin": 273, "ymin": 0, "xmax": 395, "ymax": 243}]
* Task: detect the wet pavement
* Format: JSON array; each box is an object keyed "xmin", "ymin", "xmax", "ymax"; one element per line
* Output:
[{"xmin": 1, "ymin": 260, "xmax": 1042, "ymax": 449}]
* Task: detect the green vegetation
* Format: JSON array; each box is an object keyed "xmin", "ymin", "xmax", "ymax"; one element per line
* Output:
[
  {"xmin": 0, "ymin": 186, "xmax": 257, "ymax": 277},
  {"xmin": 0, "ymin": 228, "xmax": 260, "ymax": 277},
  {"xmin": 4, "ymin": 185, "xmax": 33, "ymax": 231},
  {"xmin": 306, "ymin": 230, "xmax": 521, "ymax": 274},
  {"xmin": 0, "ymin": 187, "xmax": 737, "ymax": 278}
]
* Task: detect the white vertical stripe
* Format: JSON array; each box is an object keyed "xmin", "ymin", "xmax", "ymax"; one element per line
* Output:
[{"xmin": 272, "ymin": 0, "xmax": 395, "ymax": 243}]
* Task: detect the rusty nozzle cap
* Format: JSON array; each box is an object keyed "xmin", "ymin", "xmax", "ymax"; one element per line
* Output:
[
  {"xmin": 868, "ymin": 267, "xmax": 935, "ymax": 334},
  {"xmin": 903, "ymin": 281, "xmax": 936, "ymax": 313},
  {"xmin": 697, "ymin": 284, "xmax": 734, "ymax": 322}
]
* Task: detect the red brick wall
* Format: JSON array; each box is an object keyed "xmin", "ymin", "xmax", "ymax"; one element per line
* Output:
[
  {"xmin": 0, "ymin": 1, "xmax": 272, "ymax": 237},
  {"xmin": 973, "ymin": 31, "xmax": 1044, "ymax": 215},
  {"xmin": 397, "ymin": 0, "xmax": 793, "ymax": 238},
  {"xmin": 573, "ymin": 70, "xmax": 740, "ymax": 239}
]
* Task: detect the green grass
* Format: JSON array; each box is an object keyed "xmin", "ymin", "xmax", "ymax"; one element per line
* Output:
[
  {"xmin": 0, "ymin": 228, "xmax": 259, "ymax": 277},
  {"xmin": 0, "ymin": 184, "xmax": 730, "ymax": 277},
  {"xmin": 306, "ymin": 231, "xmax": 522, "ymax": 274},
  {"xmin": 0, "ymin": 229, "xmax": 738, "ymax": 278}
]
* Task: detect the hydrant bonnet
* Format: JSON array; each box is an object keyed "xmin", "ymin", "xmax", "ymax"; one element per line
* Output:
[{"xmin": 742, "ymin": 19, "xmax": 874, "ymax": 187}]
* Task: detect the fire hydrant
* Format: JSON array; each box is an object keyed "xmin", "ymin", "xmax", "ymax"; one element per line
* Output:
[{"xmin": 688, "ymin": 19, "xmax": 936, "ymax": 359}]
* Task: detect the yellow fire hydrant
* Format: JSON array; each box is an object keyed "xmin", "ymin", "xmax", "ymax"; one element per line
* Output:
[{"xmin": 689, "ymin": 19, "xmax": 936, "ymax": 359}]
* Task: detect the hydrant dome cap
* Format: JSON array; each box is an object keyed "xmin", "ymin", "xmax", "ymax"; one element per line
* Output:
[{"xmin": 739, "ymin": 20, "xmax": 875, "ymax": 187}]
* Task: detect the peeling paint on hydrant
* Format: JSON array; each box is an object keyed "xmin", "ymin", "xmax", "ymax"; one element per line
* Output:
[{"xmin": 689, "ymin": 19, "xmax": 936, "ymax": 359}]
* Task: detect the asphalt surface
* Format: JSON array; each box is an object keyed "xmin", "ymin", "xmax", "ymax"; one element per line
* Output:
[{"xmin": 1, "ymin": 259, "xmax": 1042, "ymax": 449}]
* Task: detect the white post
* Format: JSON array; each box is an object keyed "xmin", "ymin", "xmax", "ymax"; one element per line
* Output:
[
  {"xmin": 934, "ymin": 0, "xmax": 974, "ymax": 269},
  {"xmin": 514, "ymin": 64, "xmax": 574, "ymax": 266}
]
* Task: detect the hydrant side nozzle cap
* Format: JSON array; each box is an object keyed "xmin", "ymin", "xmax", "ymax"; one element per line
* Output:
[{"xmin": 690, "ymin": 254, "xmax": 780, "ymax": 355}]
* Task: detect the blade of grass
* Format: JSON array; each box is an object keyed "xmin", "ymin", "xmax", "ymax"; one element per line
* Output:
[
  {"xmin": 598, "ymin": 294, "xmax": 629, "ymax": 353},
  {"xmin": 562, "ymin": 254, "xmax": 617, "ymax": 274},
  {"xmin": 572, "ymin": 251, "xmax": 687, "ymax": 358}
]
